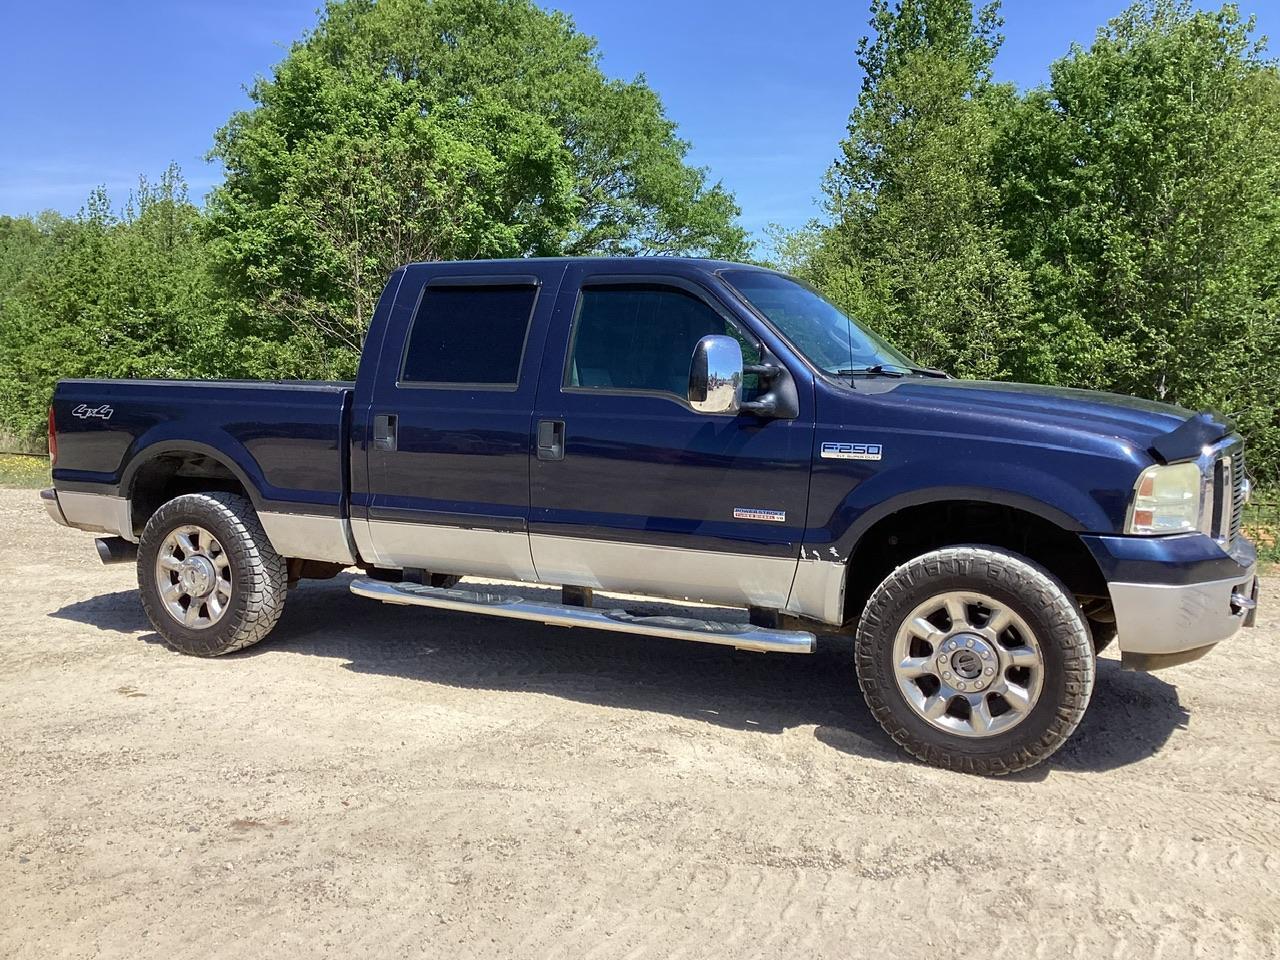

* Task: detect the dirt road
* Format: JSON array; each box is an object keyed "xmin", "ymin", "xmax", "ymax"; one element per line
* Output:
[{"xmin": 2, "ymin": 487, "xmax": 1277, "ymax": 959}]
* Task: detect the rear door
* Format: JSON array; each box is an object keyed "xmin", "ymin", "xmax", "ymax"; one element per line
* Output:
[
  {"xmin": 359, "ymin": 262, "xmax": 565, "ymax": 580},
  {"xmin": 528, "ymin": 264, "xmax": 814, "ymax": 608}
]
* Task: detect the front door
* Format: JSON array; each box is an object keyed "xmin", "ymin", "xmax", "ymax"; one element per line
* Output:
[
  {"xmin": 529, "ymin": 267, "xmax": 814, "ymax": 608},
  {"xmin": 362, "ymin": 264, "xmax": 563, "ymax": 580}
]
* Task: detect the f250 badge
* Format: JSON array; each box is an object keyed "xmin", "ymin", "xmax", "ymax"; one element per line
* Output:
[
  {"xmin": 72, "ymin": 404, "xmax": 115, "ymax": 421},
  {"xmin": 821, "ymin": 440, "xmax": 882, "ymax": 461}
]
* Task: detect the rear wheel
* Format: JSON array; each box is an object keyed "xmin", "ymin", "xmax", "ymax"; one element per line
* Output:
[
  {"xmin": 855, "ymin": 545, "xmax": 1094, "ymax": 775},
  {"xmin": 138, "ymin": 492, "xmax": 287, "ymax": 656}
]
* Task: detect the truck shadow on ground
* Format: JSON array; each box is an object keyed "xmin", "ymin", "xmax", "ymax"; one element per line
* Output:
[{"xmin": 53, "ymin": 575, "xmax": 1190, "ymax": 780}]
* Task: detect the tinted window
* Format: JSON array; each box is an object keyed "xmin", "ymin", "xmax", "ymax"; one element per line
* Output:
[
  {"xmin": 402, "ymin": 284, "xmax": 537, "ymax": 385},
  {"xmin": 568, "ymin": 285, "xmax": 759, "ymax": 398}
]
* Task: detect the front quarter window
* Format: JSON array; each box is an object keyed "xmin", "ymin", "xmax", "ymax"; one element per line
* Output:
[{"xmin": 721, "ymin": 269, "xmax": 915, "ymax": 375}]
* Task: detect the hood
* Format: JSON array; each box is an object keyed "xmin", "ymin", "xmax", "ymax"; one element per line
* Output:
[{"xmin": 877, "ymin": 378, "xmax": 1229, "ymax": 459}]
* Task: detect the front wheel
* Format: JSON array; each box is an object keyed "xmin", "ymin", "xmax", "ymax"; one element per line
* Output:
[
  {"xmin": 138, "ymin": 492, "xmax": 287, "ymax": 656},
  {"xmin": 855, "ymin": 546, "xmax": 1095, "ymax": 775}
]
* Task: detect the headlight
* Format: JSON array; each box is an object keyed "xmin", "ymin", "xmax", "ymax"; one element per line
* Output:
[{"xmin": 1126, "ymin": 462, "xmax": 1204, "ymax": 534}]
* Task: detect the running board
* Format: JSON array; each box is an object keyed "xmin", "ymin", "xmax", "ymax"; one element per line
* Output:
[{"xmin": 349, "ymin": 578, "xmax": 816, "ymax": 654}]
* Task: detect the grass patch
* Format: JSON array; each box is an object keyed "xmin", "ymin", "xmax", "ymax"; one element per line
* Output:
[
  {"xmin": 1243, "ymin": 493, "xmax": 1279, "ymax": 571},
  {"xmin": 0, "ymin": 454, "xmax": 50, "ymax": 489}
]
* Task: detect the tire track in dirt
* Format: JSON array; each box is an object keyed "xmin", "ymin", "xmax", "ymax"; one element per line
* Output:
[{"xmin": 2, "ymin": 488, "xmax": 1277, "ymax": 960}]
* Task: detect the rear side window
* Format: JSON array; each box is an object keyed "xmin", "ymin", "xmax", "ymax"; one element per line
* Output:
[
  {"xmin": 567, "ymin": 285, "xmax": 759, "ymax": 398},
  {"xmin": 401, "ymin": 283, "xmax": 538, "ymax": 386}
]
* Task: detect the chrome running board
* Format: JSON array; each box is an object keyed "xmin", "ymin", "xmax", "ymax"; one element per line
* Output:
[{"xmin": 349, "ymin": 578, "xmax": 815, "ymax": 654}]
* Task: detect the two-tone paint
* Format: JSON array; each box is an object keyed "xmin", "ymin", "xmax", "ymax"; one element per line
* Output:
[{"xmin": 47, "ymin": 257, "xmax": 1257, "ymax": 658}]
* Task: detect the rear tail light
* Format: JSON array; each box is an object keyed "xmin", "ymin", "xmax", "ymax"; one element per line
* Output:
[{"xmin": 47, "ymin": 406, "xmax": 57, "ymax": 466}]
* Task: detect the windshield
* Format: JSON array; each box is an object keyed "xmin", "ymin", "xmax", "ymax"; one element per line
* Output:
[{"xmin": 721, "ymin": 270, "xmax": 916, "ymax": 375}]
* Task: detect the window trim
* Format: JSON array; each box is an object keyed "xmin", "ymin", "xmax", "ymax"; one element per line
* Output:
[
  {"xmin": 561, "ymin": 275, "xmax": 762, "ymax": 413},
  {"xmin": 395, "ymin": 275, "xmax": 542, "ymax": 392}
]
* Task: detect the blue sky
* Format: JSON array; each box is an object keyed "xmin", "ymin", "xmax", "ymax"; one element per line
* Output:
[{"xmin": 2, "ymin": 0, "xmax": 1275, "ymax": 244}]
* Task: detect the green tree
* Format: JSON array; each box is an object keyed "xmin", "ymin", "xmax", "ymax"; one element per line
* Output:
[
  {"xmin": 996, "ymin": 1, "xmax": 1280, "ymax": 481},
  {"xmin": 803, "ymin": 0, "xmax": 1034, "ymax": 379},
  {"xmin": 206, "ymin": 0, "xmax": 747, "ymax": 375},
  {"xmin": 0, "ymin": 167, "xmax": 231, "ymax": 447}
]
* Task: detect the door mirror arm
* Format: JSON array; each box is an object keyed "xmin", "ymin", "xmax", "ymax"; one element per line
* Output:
[
  {"xmin": 744, "ymin": 361, "xmax": 781, "ymax": 381},
  {"xmin": 741, "ymin": 349, "xmax": 799, "ymax": 420},
  {"xmin": 739, "ymin": 396, "xmax": 779, "ymax": 416}
]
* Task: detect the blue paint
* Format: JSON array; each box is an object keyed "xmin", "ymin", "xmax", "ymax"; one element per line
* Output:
[{"xmin": 51, "ymin": 257, "xmax": 1254, "ymax": 596}]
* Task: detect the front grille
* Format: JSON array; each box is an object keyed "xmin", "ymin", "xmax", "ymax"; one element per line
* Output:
[
  {"xmin": 1230, "ymin": 449, "xmax": 1246, "ymax": 541},
  {"xmin": 1214, "ymin": 443, "xmax": 1246, "ymax": 542}
]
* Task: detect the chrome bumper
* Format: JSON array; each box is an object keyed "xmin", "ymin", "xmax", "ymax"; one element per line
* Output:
[
  {"xmin": 40, "ymin": 487, "xmax": 69, "ymax": 527},
  {"xmin": 40, "ymin": 486, "xmax": 134, "ymax": 540},
  {"xmin": 1110, "ymin": 565, "xmax": 1258, "ymax": 670}
]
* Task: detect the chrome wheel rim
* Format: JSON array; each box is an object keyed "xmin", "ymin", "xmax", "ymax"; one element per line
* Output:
[
  {"xmin": 154, "ymin": 525, "xmax": 232, "ymax": 629},
  {"xmin": 891, "ymin": 590, "xmax": 1044, "ymax": 738}
]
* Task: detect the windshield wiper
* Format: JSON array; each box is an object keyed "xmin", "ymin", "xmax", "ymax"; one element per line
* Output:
[
  {"xmin": 836, "ymin": 363, "xmax": 949, "ymax": 379},
  {"xmin": 837, "ymin": 365, "xmax": 905, "ymax": 377}
]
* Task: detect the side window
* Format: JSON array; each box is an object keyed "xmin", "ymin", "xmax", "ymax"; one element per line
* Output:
[
  {"xmin": 401, "ymin": 283, "xmax": 538, "ymax": 386},
  {"xmin": 567, "ymin": 285, "xmax": 761, "ymax": 399}
]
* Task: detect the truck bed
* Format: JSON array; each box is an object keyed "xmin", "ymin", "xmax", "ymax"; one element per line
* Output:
[{"xmin": 51, "ymin": 378, "xmax": 354, "ymax": 534}]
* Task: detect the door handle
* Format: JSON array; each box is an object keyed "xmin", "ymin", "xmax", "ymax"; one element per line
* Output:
[
  {"xmin": 536, "ymin": 419, "xmax": 565, "ymax": 461},
  {"xmin": 373, "ymin": 414, "xmax": 397, "ymax": 452}
]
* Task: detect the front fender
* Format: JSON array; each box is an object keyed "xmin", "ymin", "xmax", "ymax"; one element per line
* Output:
[{"xmin": 808, "ymin": 457, "xmax": 1127, "ymax": 562}]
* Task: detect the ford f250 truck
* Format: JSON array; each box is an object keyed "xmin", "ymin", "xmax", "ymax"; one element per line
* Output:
[{"xmin": 43, "ymin": 257, "xmax": 1260, "ymax": 774}]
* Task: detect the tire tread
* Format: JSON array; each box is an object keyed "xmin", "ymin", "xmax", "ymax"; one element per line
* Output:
[
  {"xmin": 137, "ymin": 492, "xmax": 287, "ymax": 656},
  {"xmin": 854, "ymin": 545, "xmax": 1095, "ymax": 776}
]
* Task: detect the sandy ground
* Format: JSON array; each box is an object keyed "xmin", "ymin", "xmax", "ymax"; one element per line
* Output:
[{"xmin": 1, "ymin": 487, "xmax": 1278, "ymax": 960}]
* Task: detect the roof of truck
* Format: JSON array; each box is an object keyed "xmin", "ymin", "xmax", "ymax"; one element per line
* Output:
[{"xmin": 403, "ymin": 256, "xmax": 776, "ymax": 272}]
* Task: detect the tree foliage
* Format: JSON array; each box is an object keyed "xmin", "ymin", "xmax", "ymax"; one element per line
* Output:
[
  {"xmin": 792, "ymin": 0, "xmax": 1280, "ymax": 482},
  {"xmin": 996, "ymin": 1, "xmax": 1280, "ymax": 479},
  {"xmin": 205, "ymin": 0, "xmax": 747, "ymax": 374},
  {"xmin": 0, "ymin": 168, "xmax": 231, "ymax": 447},
  {"xmin": 806, "ymin": 0, "xmax": 1035, "ymax": 380},
  {"xmin": 1, "ymin": 0, "xmax": 1277, "ymax": 487}
]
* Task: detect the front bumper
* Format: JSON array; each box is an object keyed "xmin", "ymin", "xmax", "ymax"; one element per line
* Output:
[
  {"xmin": 1082, "ymin": 533, "xmax": 1258, "ymax": 670},
  {"xmin": 1108, "ymin": 567, "xmax": 1257, "ymax": 669}
]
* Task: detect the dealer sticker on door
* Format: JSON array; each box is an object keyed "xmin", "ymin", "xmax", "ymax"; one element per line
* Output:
[{"xmin": 820, "ymin": 441, "xmax": 883, "ymax": 461}]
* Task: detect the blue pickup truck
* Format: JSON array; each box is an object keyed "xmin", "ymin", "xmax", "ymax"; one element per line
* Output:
[{"xmin": 43, "ymin": 257, "xmax": 1259, "ymax": 774}]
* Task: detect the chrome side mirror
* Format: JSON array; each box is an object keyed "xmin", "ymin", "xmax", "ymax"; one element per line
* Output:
[{"xmin": 688, "ymin": 334, "xmax": 743, "ymax": 414}]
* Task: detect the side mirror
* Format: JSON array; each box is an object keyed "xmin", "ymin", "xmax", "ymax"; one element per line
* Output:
[{"xmin": 688, "ymin": 334, "xmax": 743, "ymax": 414}]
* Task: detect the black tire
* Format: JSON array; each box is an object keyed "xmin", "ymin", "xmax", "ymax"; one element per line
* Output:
[
  {"xmin": 1088, "ymin": 618, "xmax": 1117, "ymax": 654},
  {"xmin": 855, "ymin": 545, "xmax": 1095, "ymax": 776},
  {"xmin": 138, "ymin": 492, "xmax": 287, "ymax": 657}
]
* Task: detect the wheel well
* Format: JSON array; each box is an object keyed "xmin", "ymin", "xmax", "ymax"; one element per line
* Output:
[
  {"xmin": 842, "ymin": 500, "xmax": 1108, "ymax": 626},
  {"xmin": 128, "ymin": 452, "xmax": 251, "ymax": 536}
]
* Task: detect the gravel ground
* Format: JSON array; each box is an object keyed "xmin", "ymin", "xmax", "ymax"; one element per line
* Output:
[{"xmin": 2, "ymin": 486, "xmax": 1278, "ymax": 959}]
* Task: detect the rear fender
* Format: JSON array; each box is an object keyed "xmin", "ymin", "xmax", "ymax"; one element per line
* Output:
[{"xmin": 120, "ymin": 437, "xmax": 266, "ymax": 511}]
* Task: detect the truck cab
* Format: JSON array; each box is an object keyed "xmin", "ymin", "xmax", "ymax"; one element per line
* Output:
[{"xmin": 43, "ymin": 257, "xmax": 1260, "ymax": 775}]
